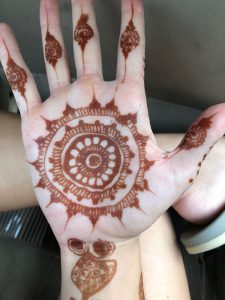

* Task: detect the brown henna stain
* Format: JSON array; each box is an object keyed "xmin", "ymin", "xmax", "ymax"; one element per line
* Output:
[
  {"xmin": 189, "ymin": 178, "xmax": 193, "ymax": 184},
  {"xmin": 139, "ymin": 273, "xmax": 145, "ymax": 300},
  {"xmin": 120, "ymin": 0, "xmax": 140, "ymax": 82},
  {"xmin": 3, "ymin": 39, "xmax": 28, "ymax": 105},
  {"xmin": 68, "ymin": 238, "xmax": 117, "ymax": 300},
  {"xmin": 45, "ymin": 31, "xmax": 62, "ymax": 68},
  {"xmin": 31, "ymin": 92, "xmax": 152, "ymax": 228},
  {"xmin": 74, "ymin": 5, "xmax": 94, "ymax": 70},
  {"xmin": 179, "ymin": 115, "xmax": 215, "ymax": 151}
]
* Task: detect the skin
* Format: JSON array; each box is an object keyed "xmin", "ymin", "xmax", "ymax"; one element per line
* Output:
[{"xmin": 1, "ymin": 0, "xmax": 225, "ymax": 298}]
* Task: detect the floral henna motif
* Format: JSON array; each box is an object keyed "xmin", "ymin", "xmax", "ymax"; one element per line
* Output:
[
  {"xmin": 165, "ymin": 114, "xmax": 217, "ymax": 162},
  {"xmin": 139, "ymin": 273, "xmax": 145, "ymax": 300},
  {"xmin": 45, "ymin": 31, "xmax": 62, "ymax": 68},
  {"xmin": 74, "ymin": 6, "xmax": 94, "ymax": 68},
  {"xmin": 120, "ymin": 0, "xmax": 140, "ymax": 81},
  {"xmin": 179, "ymin": 115, "xmax": 215, "ymax": 150},
  {"xmin": 68, "ymin": 238, "xmax": 117, "ymax": 300},
  {"xmin": 6, "ymin": 56, "xmax": 28, "ymax": 101},
  {"xmin": 31, "ymin": 93, "xmax": 153, "ymax": 227}
]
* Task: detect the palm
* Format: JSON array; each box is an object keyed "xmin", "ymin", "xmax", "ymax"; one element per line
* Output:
[
  {"xmin": 22, "ymin": 77, "xmax": 158, "ymax": 244},
  {"xmin": 1, "ymin": 0, "xmax": 225, "ymax": 247}
]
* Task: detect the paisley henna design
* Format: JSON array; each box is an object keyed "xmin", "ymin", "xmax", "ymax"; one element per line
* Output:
[
  {"xmin": 139, "ymin": 273, "xmax": 145, "ymax": 300},
  {"xmin": 74, "ymin": 5, "xmax": 94, "ymax": 68},
  {"xmin": 120, "ymin": 0, "xmax": 140, "ymax": 81},
  {"xmin": 6, "ymin": 56, "xmax": 28, "ymax": 101},
  {"xmin": 68, "ymin": 238, "xmax": 117, "ymax": 300},
  {"xmin": 179, "ymin": 115, "xmax": 215, "ymax": 150},
  {"xmin": 31, "ymin": 93, "xmax": 153, "ymax": 227},
  {"xmin": 45, "ymin": 31, "xmax": 62, "ymax": 68}
]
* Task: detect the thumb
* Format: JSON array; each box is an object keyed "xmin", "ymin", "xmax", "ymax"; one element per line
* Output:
[{"xmin": 166, "ymin": 103, "xmax": 225, "ymax": 184}]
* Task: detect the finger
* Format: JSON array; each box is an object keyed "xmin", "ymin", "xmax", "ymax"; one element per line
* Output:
[
  {"xmin": 71, "ymin": 0, "xmax": 103, "ymax": 79},
  {"xmin": 168, "ymin": 103, "xmax": 225, "ymax": 185},
  {"xmin": 117, "ymin": 0, "xmax": 145, "ymax": 83},
  {"xmin": 40, "ymin": 0, "xmax": 71, "ymax": 93},
  {"xmin": 0, "ymin": 24, "xmax": 41, "ymax": 117}
]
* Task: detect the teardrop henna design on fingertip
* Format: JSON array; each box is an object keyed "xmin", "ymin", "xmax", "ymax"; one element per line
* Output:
[
  {"xmin": 3, "ymin": 40, "xmax": 28, "ymax": 109},
  {"xmin": 44, "ymin": 7, "xmax": 63, "ymax": 80},
  {"xmin": 74, "ymin": 4, "xmax": 94, "ymax": 71},
  {"xmin": 45, "ymin": 31, "xmax": 63, "ymax": 68},
  {"xmin": 120, "ymin": 0, "xmax": 140, "ymax": 82},
  {"xmin": 164, "ymin": 113, "xmax": 218, "ymax": 162}
]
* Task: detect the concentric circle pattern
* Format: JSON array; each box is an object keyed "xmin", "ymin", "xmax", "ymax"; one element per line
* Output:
[{"xmin": 31, "ymin": 96, "xmax": 153, "ymax": 226}]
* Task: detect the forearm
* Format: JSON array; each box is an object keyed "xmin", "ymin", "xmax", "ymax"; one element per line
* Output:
[
  {"xmin": 0, "ymin": 111, "xmax": 37, "ymax": 211},
  {"xmin": 60, "ymin": 237, "xmax": 141, "ymax": 300},
  {"xmin": 140, "ymin": 212, "xmax": 190, "ymax": 300}
]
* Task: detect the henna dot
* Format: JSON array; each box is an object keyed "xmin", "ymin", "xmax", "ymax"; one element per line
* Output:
[
  {"xmin": 84, "ymin": 138, "xmax": 91, "ymax": 146},
  {"xmin": 76, "ymin": 142, "xmax": 84, "ymax": 150},
  {"xmin": 82, "ymin": 177, "xmax": 88, "ymax": 184},
  {"xmin": 71, "ymin": 149, "xmax": 79, "ymax": 157},
  {"xmin": 106, "ymin": 169, "xmax": 113, "ymax": 175},
  {"xmin": 89, "ymin": 178, "xmax": 95, "ymax": 185},
  {"xmin": 100, "ymin": 140, "xmax": 108, "ymax": 147},
  {"xmin": 102, "ymin": 174, "xmax": 109, "ymax": 181},
  {"xmin": 69, "ymin": 159, "xmax": 76, "ymax": 167},
  {"xmin": 108, "ymin": 161, "xmax": 115, "ymax": 168},
  {"xmin": 76, "ymin": 173, "xmax": 82, "ymax": 180},
  {"xmin": 97, "ymin": 178, "xmax": 103, "ymax": 186},
  {"xmin": 93, "ymin": 137, "xmax": 100, "ymax": 144},
  {"xmin": 70, "ymin": 167, "xmax": 78, "ymax": 174},
  {"xmin": 108, "ymin": 146, "xmax": 115, "ymax": 153}
]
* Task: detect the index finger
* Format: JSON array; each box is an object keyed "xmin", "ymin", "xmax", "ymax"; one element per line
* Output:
[{"xmin": 116, "ymin": 0, "xmax": 145, "ymax": 83}]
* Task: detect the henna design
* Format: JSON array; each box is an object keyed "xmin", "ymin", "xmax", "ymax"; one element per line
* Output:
[
  {"xmin": 45, "ymin": 31, "xmax": 62, "ymax": 68},
  {"xmin": 139, "ymin": 273, "xmax": 145, "ymax": 300},
  {"xmin": 165, "ymin": 114, "xmax": 217, "ymax": 161},
  {"xmin": 44, "ymin": 7, "xmax": 62, "ymax": 75},
  {"xmin": 120, "ymin": 0, "xmax": 140, "ymax": 81},
  {"xmin": 6, "ymin": 55, "xmax": 28, "ymax": 103},
  {"xmin": 179, "ymin": 115, "xmax": 215, "ymax": 150},
  {"xmin": 31, "ymin": 93, "xmax": 153, "ymax": 227},
  {"xmin": 74, "ymin": 5, "xmax": 94, "ymax": 69},
  {"xmin": 68, "ymin": 238, "xmax": 117, "ymax": 300}
]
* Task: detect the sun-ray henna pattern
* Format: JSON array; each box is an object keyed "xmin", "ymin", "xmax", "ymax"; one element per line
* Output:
[
  {"xmin": 120, "ymin": 0, "xmax": 140, "ymax": 82},
  {"xmin": 74, "ymin": 5, "xmax": 94, "ymax": 70},
  {"xmin": 68, "ymin": 238, "xmax": 117, "ymax": 300},
  {"xmin": 139, "ymin": 273, "xmax": 145, "ymax": 300},
  {"xmin": 31, "ymin": 94, "xmax": 153, "ymax": 227}
]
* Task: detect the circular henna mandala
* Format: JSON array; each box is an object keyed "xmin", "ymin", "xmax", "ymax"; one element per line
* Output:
[{"xmin": 32, "ymin": 97, "xmax": 153, "ymax": 226}]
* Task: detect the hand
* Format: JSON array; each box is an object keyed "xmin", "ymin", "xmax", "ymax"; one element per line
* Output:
[
  {"xmin": 174, "ymin": 136, "xmax": 225, "ymax": 224},
  {"xmin": 0, "ymin": 0, "xmax": 225, "ymax": 249}
]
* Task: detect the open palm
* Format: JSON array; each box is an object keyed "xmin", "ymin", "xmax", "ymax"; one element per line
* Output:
[{"xmin": 1, "ymin": 0, "xmax": 225, "ymax": 247}]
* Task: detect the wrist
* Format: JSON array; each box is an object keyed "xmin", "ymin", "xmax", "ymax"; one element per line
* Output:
[{"xmin": 60, "ymin": 237, "xmax": 141, "ymax": 300}]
